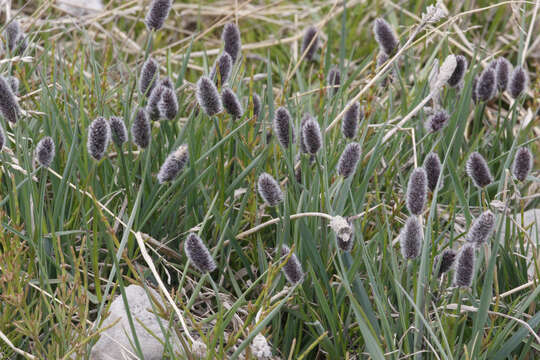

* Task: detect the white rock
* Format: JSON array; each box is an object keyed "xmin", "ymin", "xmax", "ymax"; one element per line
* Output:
[
  {"xmin": 57, "ymin": 0, "xmax": 104, "ymax": 16},
  {"xmin": 90, "ymin": 285, "xmax": 183, "ymax": 360}
]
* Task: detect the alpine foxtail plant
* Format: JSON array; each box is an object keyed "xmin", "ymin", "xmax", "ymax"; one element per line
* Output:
[
  {"xmin": 280, "ymin": 245, "xmax": 304, "ymax": 285},
  {"xmin": 373, "ymin": 18, "xmax": 398, "ymax": 55},
  {"xmin": 508, "ymin": 66, "xmax": 528, "ymax": 99},
  {"xmin": 210, "ymin": 53, "xmax": 233, "ymax": 85},
  {"xmin": 400, "ymin": 216, "xmax": 422, "ymax": 259},
  {"xmin": 466, "ymin": 210, "xmax": 495, "ymax": 246},
  {"xmin": 495, "ymin": 57, "xmax": 512, "ymax": 91},
  {"xmin": 0, "ymin": 76, "xmax": 20, "ymax": 123},
  {"xmin": 273, "ymin": 107, "xmax": 294, "ymax": 148},
  {"xmin": 466, "ymin": 152, "xmax": 492, "ymax": 188},
  {"xmin": 475, "ymin": 68, "xmax": 496, "ymax": 102},
  {"xmin": 454, "ymin": 244, "xmax": 475, "ymax": 288},
  {"xmin": 337, "ymin": 142, "xmax": 361, "ymax": 178},
  {"xmin": 406, "ymin": 168, "xmax": 427, "ymax": 215},
  {"xmin": 301, "ymin": 26, "xmax": 319, "ymax": 61},
  {"xmin": 222, "ymin": 23, "xmax": 241, "ymax": 63},
  {"xmin": 35, "ymin": 137, "xmax": 55, "ymax": 167},
  {"xmin": 433, "ymin": 249, "xmax": 457, "ymax": 278},
  {"xmin": 423, "ymin": 152, "xmax": 443, "ymax": 192},
  {"xmin": 184, "ymin": 233, "xmax": 217, "ymax": 273},
  {"xmin": 196, "ymin": 76, "xmax": 222, "ymax": 116},
  {"xmin": 158, "ymin": 87, "xmax": 178, "ymax": 120},
  {"xmin": 131, "ymin": 109, "xmax": 151, "ymax": 149},
  {"xmin": 157, "ymin": 144, "xmax": 189, "ymax": 183},
  {"xmin": 327, "ymin": 67, "xmax": 341, "ymax": 95},
  {"xmin": 221, "ymin": 87, "xmax": 243, "ymax": 119},
  {"xmin": 257, "ymin": 172, "xmax": 283, "ymax": 207},
  {"xmin": 139, "ymin": 57, "xmax": 159, "ymax": 97},
  {"xmin": 301, "ymin": 116, "xmax": 322, "ymax": 155},
  {"xmin": 512, "ymin": 147, "xmax": 532, "ymax": 182},
  {"xmin": 144, "ymin": 0, "xmax": 172, "ymax": 31},
  {"xmin": 109, "ymin": 117, "xmax": 128, "ymax": 146},
  {"xmin": 447, "ymin": 55, "xmax": 467, "ymax": 87},
  {"xmin": 87, "ymin": 117, "xmax": 110, "ymax": 160},
  {"xmin": 342, "ymin": 102, "xmax": 361, "ymax": 139},
  {"xmin": 425, "ymin": 110, "xmax": 449, "ymax": 133}
]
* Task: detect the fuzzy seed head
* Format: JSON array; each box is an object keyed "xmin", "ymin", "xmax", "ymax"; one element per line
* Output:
[
  {"xmin": 475, "ymin": 68, "xmax": 496, "ymax": 102},
  {"xmin": 4, "ymin": 21, "xmax": 26, "ymax": 54},
  {"xmin": 327, "ymin": 67, "xmax": 341, "ymax": 95},
  {"xmin": 7, "ymin": 76, "xmax": 19, "ymax": 95},
  {"xmin": 342, "ymin": 102, "xmax": 361, "ymax": 139},
  {"xmin": 251, "ymin": 93, "xmax": 261, "ymax": 118},
  {"xmin": 425, "ymin": 109, "xmax": 450, "ymax": 133},
  {"xmin": 508, "ymin": 66, "xmax": 528, "ymax": 99},
  {"xmin": 157, "ymin": 144, "xmax": 189, "ymax": 184},
  {"xmin": 109, "ymin": 117, "xmax": 128, "ymax": 146},
  {"xmin": 495, "ymin": 57, "xmax": 512, "ymax": 91},
  {"xmin": 454, "ymin": 244, "xmax": 475, "ymax": 288},
  {"xmin": 144, "ymin": 0, "xmax": 172, "ymax": 31},
  {"xmin": 512, "ymin": 147, "xmax": 533, "ymax": 182},
  {"xmin": 466, "ymin": 152, "xmax": 492, "ymax": 188},
  {"xmin": 184, "ymin": 233, "xmax": 216, "ymax": 273},
  {"xmin": 87, "ymin": 117, "xmax": 110, "ymax": 160},
  {"xmin": 273, "ymin": 107, "xmax": 294, "ymax": 148},
  {"xmin": 435, "ymin": 55, "xmax": 457, "ymax": 88},
  {"xmin": 471, "ymin": 75, "xmax": 479, "ymax": 103},
  {"xmin": 196, "ymin": 76, "xmax": 223, "ymax": 116},
  {"xmin": 250, "ymin": 334, "xmax": 272, "ymax": 360},
  {"xmin": 406, "ymin": 168, "xmax": 427, "ymax": 215},
  {"xmin": 299, "ymin": 113, "xmax": 311, "ymax": 153},
  {"xmin": 222, "ymin": 23, "xmax": 241, "ymax": 63},
  {"xmin": 139, "ymin": 57, "xmax": 159, "ymax": 97},
  {"xmin": 147, "ymin": 85, "xmax": 165, "ymax": 120},
  {"xmin": 0, "ymin": 76, "xmax": 20, "ymax": 123},
  {"xmin": 131, "ymin": 109, "xmax": 151, "ymax": 149},
  {"xmin": 158, "ymin": 87, "xmax": 178, "ymax": 120},
  {"xmin": 400, "ymin": 216, "xmax": 422, "ymax": 259},
  {"xmin": 467, "ymin": 210, "xmax": 495, "ymax": 245},
  {"xmin": 330, "ymin": 216, "xmax": 354, "ymax": 252},
  {"xmin": 337, "ymin": 142, "xmax": 361, "ymax": 178},
  {"xmin": 447, "ymin": 55, "xmax": 468, "ymax": 87},
  {"xmin": 257, "ymin": 172, "xmax": 283, "ymax": 207},
  {"xmin": 433, "ymin": 249, "xmax": 457, "ymax": 278},
  {"xmin": 373, "ymin": 18, "xmax": 398, "ymax": 55},
  {"xmin": 301, "ymin": 26, "xmax": 319, "ymax": 61},
  {"xmin": 301, "ymin": 117, "xmax": 322, "ymax": 155},
  {"xmin": 423, "ymin": 152, "xmax": 443, "ymax": 192},
  {"xmin": 211, "ymin": 53, "xmax": 233, "ymax": 85},
  {"xmin": 221, "ymin": 87, "xmax": 243, "ymax": 119},
  {"xmin": 35, "ymin": 136, "xmax": 55, "ymax": 167},
  {"xmin": 280, "ymin": 245, "xmax": 304, "ymax": 285}
]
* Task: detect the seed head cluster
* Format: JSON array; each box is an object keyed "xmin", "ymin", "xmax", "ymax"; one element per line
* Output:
[
  {"xmin": 184, "ymin": 233, "xmax": 217, "ymax": 273},
  {"xmin": 35, "ymin": 136, "xmax": 55, "ymax": 167},
  {"xmin": 423, "ymin": 152, "xmax": 442, "ymax": 192},
  {"xmin": 475, "ymin": 68, "xmax": 496, "ymax": 102},
  {"xmin": 495, "ymin": 57, "xmax": 512, "ymax": 91},
  {"xmin": 158, "ymin": 87, "xmax": 178, "ymax": 120},
  {"xmin": 508, "ymin": 66, "xmax": 528, "ymax": 99},
  {"xmin": 7, "ymin": 76, "xmax": 19, "ymax": 95},
  {"xmin": 400, "ymin": 216, "xmax": 422, "ymax": 259},
  {"xmin": 251, "ymin": 93, "xmax": 261, "ymax": 118},
  {"xmin": 4, "ymin": 20, "xmax": 27, "ymax": 54},
  {"xmin": 301, "ymin": 116, "xmax": 322, "ymax": 155},
  {"xmin": 342, "ymin": 102, "xmax": 361, "ymax": 139},
  {"xmin": 447, "ymin": 55, "xmax": 467, "ymax": 87},
  {"xmin": 433, "ymin": 249, "xmax": 457, "ymax": 278},
  {"xmin": 109, "ymin": 117, "xmax": 128, "ymax": 146},
  {"xmin": 512, "ymin": 147, "xmax": 532, "ymax": 182},
  {"xmin": 466, "ymin": 152, "xmax": 492, "ymax": 188},
  {"xmin": 337, "ymin": 142, "xmax": 361, "ymax": 178},
  {"xmin": 406, "ymin": 168, "xmax": 427, "ymax": 216},
  {"xmin": 87, "ymin": 117, "xmax": 110, "ymax": 160},
  {"xmin": 222, "ymin": 23, "xmax": 241, "ymax": 63},
  {"xmin": 0, "ymin": 76, "xmax": 20, "ymax": 123},
  {"xmin": 425, "ymin": 109, "xmax": 449, "ymax": 133},
  {"xmin": 140, "ymin": 57, "xmax": 159, "ymax": 97},
  {"xmin": 257, "ymin": 172, "xmax": 283, "ymax": 207},
  {"xmin": 157, "ymin": 144, "xmax": 189, "ymax": 184},
  {"xmin": 221, "ymin": 87, "xmax": 243, "ymax": 119},
  {"xmin": 196, "ymin": 76, "xmax": 223, "ymax": 116},
  {"xmin": 466, "ymin": 211, "xmax": 495, "ymax": 246},
  {"xmin": 454, "ymin": 244, "xmax": 475, "ymax": 288},
  {"xmin": 211, "ymin": 53, "xmax": 233, "ymax": 85},
  {"xmin": 373, "ymin": 18, "xmax": 398, "ymax": 55},
  {"xmin": 131, "ymin": 109, "xmax": 151, "ymax": 149},
  {"xmin": 144, "ymin": 0, "xmax": 172, "ymax": 31},
  {"xmin": 301, "ymin": 26, "xmax": 319, "ymax": 61},
  {"xmin": 327, "ymin": 67, "xmax": 341, "ymax": 95},
  {"xmin": 280, "ymin": 245, "xmax": 304, "ymax": 285},
  {"xmin": 273, "ymin": 107, "xmax": 294, "ymax": 148}
]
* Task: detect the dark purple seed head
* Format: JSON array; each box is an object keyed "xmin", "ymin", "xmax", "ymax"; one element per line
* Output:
[
  {"xmin": 400, "ymin": 216, "xmax": 422, "ymax": 259},
  {"xmin": 301, "ymin": 117, "xmax": 322, "ymax": 155},
  {"xmin": 221, "ymin": 87, "xmax": 243, "ymax": 119},
  {"xmin": 35, "ymin": 136, "xmax": 55, "ymax": 167},
  {"xmin": 337, "ymin": 142, "xmax": 361, "ymax": 178},
  {"xmin": 475, "ymin": 68, "xmax": 496, "ymax": 102},
  {"xmin": 184, "ymin": 233, "xmax": 216, "ymax": 273},
  {"xmin": 4, "ymin": 20, "xmax": 26, "ymax": 54},
  {"xmin": 7, "ymin": 76, "xmax": 19, "ymax": 95},
  {"xmin": 196, "ymin": 76, "xmax": 223, "ymax": 116},
  {"xmin": 495, "ymin": 57, "xmax": 512, "ymax": 91},
  {"xmin": 157, "ymin": 144, "xmax": 189, "ymax": 183},
  {"xmin": 87, "ymin": 117, "xmax": 110, "ymax": 160},
  {"xmin": 373, "ymin": 18, "xmax": 398, "ymax": 55},
  {"xmin": 299, "ymin": 113, "xmax": 312, "ymax": 153},
  {"xmin": 327, "ymin": 67, "xmax": 341, "ymax": 95},
  {"xmin": 425, "ymin": 109, "xmax": 450, "ymax": 133},
  {"xmin": 273, "ymin": 107, "xmax": 294, "ymax": 148},
  {"xmin": 454, "ymin": 244, "xmax": 475, "ymax": 288},
  {"xmin": 158, "ymin": 77, "xmax": 174, "ymax": 89},
  {"xmin": 512, "ymin": 147, "xmax": 532, "ymax": 182},
  {"xmin": 301, "ymin": 26, "xmax": 319, "ymax": 61},
  {"xmin": 433, "ymin": 249, "xmax": 457, "ymax": 278},
  {"xmin": 423, "ymin": 152, "xmax": 443, "ymax": 192},
  {"xmin": 342, "ymin": 102, "xmax": 361, "ymax": 139},
  {"xmin": 158, "ymin": 87, "xmax": 178, "ymax": 120},
  {"xmin": 508, "ymin": 66, "xmax": 528, "ymax": 99},
  {"xmin": 467, "ymin": 210, "xmax": 495, "ymax": 245},
  {"xmin": 145, "ymin": 0, "xmax": 172, "ymax": 31},
  {"xmin": 447, "ymin": 55, "xmax": 468, "ymax": 87},
  {"xmin": 0, "ymin": 125, "xmax": 4, "ymax": 151},
  {"xmin": 147, "ymin": 85, "xmax": 165, "ymax": 120},
  {"xmin": 109, "ymin": 117, "xmax": 127, "ymax": 146},
  {"xmin": 466, "ymin": 152, "xmax": 492, "ymax": 188},
  {"xmin": 210, "ymin": 53, "xmax": 233, "ymax": 85},
  {"xmin": 0, "ymin": 76, "xmax": 19, "ymax": 123},
  {"xmin": 222, "ymin": 23, "xmax": 241, "ymax": 63},
  {"xmin": 376, "ymin": 51, "xmax": 389, "ymax": 68},
  {"xmin": 257, "ymin": 172, "xmax": 283, "ymax": 207},
  {"xmin": 251, "ymin": 93, "xmax": 261, "ymax": 118},
  {"xmin": 406, "ymin": 168, "xmax": 427, "ymax": 216},
  {"xmin": 280, "ymin": 245, "xmax": 304, "ymax": 285},
  {"xmin": 131, "ymin": 109, "xmax": 151, "ymax": 149},
  {"xmin": 140, "ymin": 57, "xmax": 159, "ymax": 97}
]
